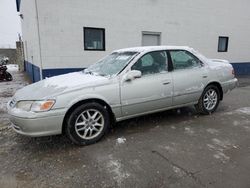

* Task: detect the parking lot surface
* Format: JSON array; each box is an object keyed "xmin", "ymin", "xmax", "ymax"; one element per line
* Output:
[{"xmin": 0, "ymin": 70, "xmax": 250, "ymax": 188}]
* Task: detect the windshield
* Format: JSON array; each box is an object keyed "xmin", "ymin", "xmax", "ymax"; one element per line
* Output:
[{"xmin": 84, "ymin": 51, "xmax": 138, "ymax": 76}]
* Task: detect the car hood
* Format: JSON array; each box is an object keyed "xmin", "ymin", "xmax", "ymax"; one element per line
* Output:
[{"xmin": 14, "ymin": 72, "xmax": 110, "ymax": 100}]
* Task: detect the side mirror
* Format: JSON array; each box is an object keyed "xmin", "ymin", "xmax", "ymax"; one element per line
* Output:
[{"xmin": 124, "ymin": 70, "xmax": 142, "ymax": 81}]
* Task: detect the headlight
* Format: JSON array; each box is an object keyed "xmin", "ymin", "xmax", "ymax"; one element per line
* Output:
[
  {"xmin": 15, "ymin": 101, "xmax": 33, "ymax": 111},
  {"xmin": 15, "ymin": 100, "xmax": 55, "ymax": 112},
  {"xmin": 31, "ymin": 100, "xmax": 55, "ymax": 112}
]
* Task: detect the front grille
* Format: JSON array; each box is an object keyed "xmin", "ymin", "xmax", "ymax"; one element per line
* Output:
[{"xmin": 11, "ymin": 123, "xmax": 21, "ymax": 131}]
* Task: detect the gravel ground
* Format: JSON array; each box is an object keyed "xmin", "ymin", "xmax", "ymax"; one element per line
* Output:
[{"xmin": 0, "ymin": 70, "xmax": 250, "ymax": 188}]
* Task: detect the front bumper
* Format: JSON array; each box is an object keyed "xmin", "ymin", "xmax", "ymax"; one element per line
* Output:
[{"xmin": 8, "ymin": 106, "xmax": 66, "ymax": 137}]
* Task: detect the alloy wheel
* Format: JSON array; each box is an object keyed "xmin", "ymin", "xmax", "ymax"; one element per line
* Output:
[
  {"xmin": 203, "ymin": 89, "xmax": 218, "ymax": 111},
  {"xmin": 74, "ymin": 109, "xmax": 105, "ymax": 140}
]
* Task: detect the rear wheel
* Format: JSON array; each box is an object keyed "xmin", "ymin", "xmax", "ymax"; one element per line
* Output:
[
  {"xmin": 196, "ymin": 85, "xmax": 220, "ymax": 115},
  {"xmin": 65, "ymin": 102, "xmax": 110, "ymax": 145}
]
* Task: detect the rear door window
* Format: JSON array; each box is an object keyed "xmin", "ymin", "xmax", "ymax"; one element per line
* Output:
[{"xmin": 169, "ymin": 50, "xmax": 201, "ymax": 70}]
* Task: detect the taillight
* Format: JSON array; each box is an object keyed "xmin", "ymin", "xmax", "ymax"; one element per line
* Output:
[{"xmin": 232, "ymin": 69, "xmax": 235, "ymax": 77}]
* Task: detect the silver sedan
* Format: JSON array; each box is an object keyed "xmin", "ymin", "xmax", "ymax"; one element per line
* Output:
[{"xmin": 7, "ymin": 46, "xmax": 238, "ymax": 145}]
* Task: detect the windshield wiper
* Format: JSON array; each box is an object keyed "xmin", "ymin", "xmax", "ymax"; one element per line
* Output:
[
  {"xmin": 83, "ymin": 69, "xmax": 107, "ymax": 77},
  {"xmin": 83, "ymin": 69, "xmax": 94, "ymax": 75}
]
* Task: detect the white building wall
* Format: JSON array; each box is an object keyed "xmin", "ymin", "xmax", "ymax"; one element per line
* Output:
[
  {"xmin": 21, "ymin": 0, "xmax": 250, "ymax": 73},
  {"xmin": 20, "ymin": 0, "xmax": 41, "ymax": 68}
]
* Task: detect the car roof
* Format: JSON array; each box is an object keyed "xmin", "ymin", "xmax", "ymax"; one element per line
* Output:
[{"xmin": 114, "ymin": 46, "xmax": 192, "ymax": 53}]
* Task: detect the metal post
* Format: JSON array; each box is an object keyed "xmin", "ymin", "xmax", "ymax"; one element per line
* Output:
[{"xmin": 34, "ymin": 0, "xmax": 43, "ymax": 80}]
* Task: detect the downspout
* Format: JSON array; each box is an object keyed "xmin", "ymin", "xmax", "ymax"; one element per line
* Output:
[{"xmin": 34, "ymin": 0, "xmax": 43, "ymax": 80}]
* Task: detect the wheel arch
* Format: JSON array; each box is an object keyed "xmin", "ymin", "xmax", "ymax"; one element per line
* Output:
[
  {"xmin": 62, "ymin": 98, "xmax": 116, "ymax": 134},
  {"xmin": 206, "ymin": 81, "xmax": 223, "ymax": 100}
]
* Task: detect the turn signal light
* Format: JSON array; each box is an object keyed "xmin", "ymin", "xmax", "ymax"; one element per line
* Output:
[{"xmin": 40, "ymin": 100, "xmax": 55, "ymax": 111}]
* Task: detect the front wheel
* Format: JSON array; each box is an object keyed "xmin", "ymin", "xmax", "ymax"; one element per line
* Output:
[
  {"xmin": 65, "ymin": 102, "xmax": 110, "ymax": 145},
  {"xmin": 195, "ymin": 85, "xmax": 220, "ymax": 115}
]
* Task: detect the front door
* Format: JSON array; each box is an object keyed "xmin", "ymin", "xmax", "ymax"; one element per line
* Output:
[{"xmin": 120, "ymin": 50, "xmax": 173, "ymax": 117}]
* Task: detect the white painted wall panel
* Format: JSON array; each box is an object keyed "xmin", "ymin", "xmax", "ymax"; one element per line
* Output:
[
  {"xmin": 20, "ymin": 0, "xmax": 41, "ymax": 67},
  {"xmin": 21, "ymin": 0, "xmax": 250, "ymax": 70}
]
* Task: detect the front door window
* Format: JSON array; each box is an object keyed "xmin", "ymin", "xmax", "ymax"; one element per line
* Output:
[{"xmin": 131, "ymin": 51, "xmax": 168, "ymax": 75}]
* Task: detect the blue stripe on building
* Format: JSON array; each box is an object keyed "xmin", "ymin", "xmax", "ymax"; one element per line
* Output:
[
  {"xmin": 24, "ymin": 61, "xmax": 41, "ymax": 83},
  {"xmin": 42, "ymin": 68, "xmax": 84, "ymax": 79},
  {"xmin": 231, "ymin": 62, "xmax": 250, "ymax": 75},
  {"xmin": 24, "ymin": 61, "xmax": 250, "ymax": 83},
  {"xmin": 24, "ymin": 61, "xmax": 84, "ymax": 82}
]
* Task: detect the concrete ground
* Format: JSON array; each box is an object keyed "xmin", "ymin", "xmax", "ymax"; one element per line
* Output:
[{"xmin": 0, "ymin": 70, "xmax": 250, "ymax": 188}]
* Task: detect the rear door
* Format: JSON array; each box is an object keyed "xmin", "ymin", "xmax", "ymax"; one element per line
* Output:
[{"xmin": 168, "ymin": 50, "xmax": 208, "ymax": 106}]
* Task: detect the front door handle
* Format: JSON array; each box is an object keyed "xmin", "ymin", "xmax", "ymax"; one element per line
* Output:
[{"xmin": 202, "ymin": 75, "xmax": 208, "ymax": 78}]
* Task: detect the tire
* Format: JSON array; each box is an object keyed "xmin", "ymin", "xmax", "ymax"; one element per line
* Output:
[
  {"xmin": 5, "ymin": 72, "xmax": 13, "ymax": 81},
  {"xmin": 195, "ymin": 85, "xmax": 220, "ymax": 115},
  {"xmin": 65, "ymin": 102, "xmax": 110, "ymax": 145}
]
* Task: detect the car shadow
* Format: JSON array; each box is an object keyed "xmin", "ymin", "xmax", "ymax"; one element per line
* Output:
[
  {"xmin": 111, "ymin": 106, "xmax": 198, "ymax": 136},
  {"xmin": 9, "ymin": 106, "xmax": 197, "ymax": 150},
  {"xmin": 10, "ymin": 104, "xmax": 230, "ymax": 151}
]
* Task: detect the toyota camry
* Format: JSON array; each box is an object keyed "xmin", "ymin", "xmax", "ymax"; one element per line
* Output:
[{"xmin": 8, "ymin": 46, "xmax": 238, "ymax": 145}]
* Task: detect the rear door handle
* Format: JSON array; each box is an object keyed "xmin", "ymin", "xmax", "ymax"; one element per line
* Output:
[
  {"xmin": 163, "ymin": 81, "xmax": 171, "ymax": 85},
  {"xmin": 202, "ymin": 75, "xmax": 208, "ymax": 78}
]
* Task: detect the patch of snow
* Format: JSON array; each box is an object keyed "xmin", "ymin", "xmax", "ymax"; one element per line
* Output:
[
  {"xmin": 212, "ymin": 138, "xmax": 231, "ymax": 149},
  {"xmin": 6, "ymin": 64, "xmax": 18, "ymax": 72},
  {"xmin": 243, "ymin": 126, "xmax": 250, "ymax": 132},
  {"xmin": 232, "ymin": 120, "xmax": 250, "ymax": 131},
  {"xmin": 43, "ymin": 72, "xmax": 107, "ymax": 89},
  {"xmin": 235, "ymin": 107, "xmax": 250, "ymax": 115},
  {"xmin": 106, "ymin": 158, "xmax": 130, "ymax": 186},
  {"xmin": 233, "ymin": 121, "xmax": 240, "ymax": 126},
  {"xmin": 164, "ymin": 145, "xmax": 176, "ymax": 153},
  {"xmin": 130, "ymin": 159, "xmax": 140, "ymax": 166},
  {"xmin": 225, "ymin": 107, "xmax": 250, "ymax": 116},
  {"xmin": 97, "ymin": 154, "xmax": 131, "ymax": 186},
  {"xmin": 173, "ymin": 166, "xmax": 185, "ymax": 177},
  {"xmin": 207, "ymin": 144, "xmax": 221, "ymax": 151},
  {"xmin": 114, "ymin": 45, "xmax": 192, "ymax": 53},
  {"xmin": 171, "ymin": 126, "xmax": 176, "ymax": 129},
  {"xmin": 213, "ymin": 152, "xmax": 230, "ymax": 162},
  {"xmin": 116, "ymin": 137, "xmax": 126, "ymax": 144},
  {"xmin": 207, "ymin": 138, "xmax": 237, "ymax": 163},
  {"xmin": 184, "ymin": 127, "xmax": 194, "ymax": 135},
  {"xmin": 224, "ymin": 111, "xmax": 233, "ymax": 115},
  {"xmin": 206, "ymin": 128, "xmax": 219, "ymax": 134}
]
